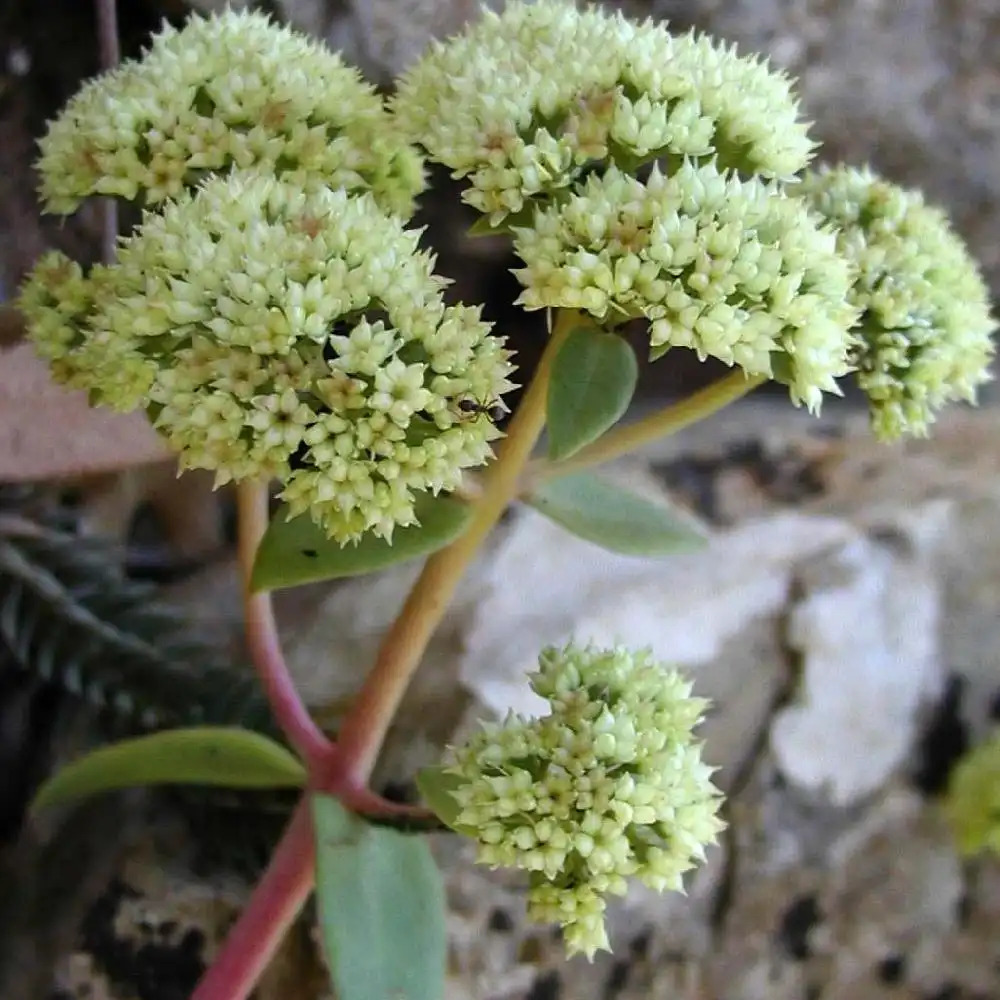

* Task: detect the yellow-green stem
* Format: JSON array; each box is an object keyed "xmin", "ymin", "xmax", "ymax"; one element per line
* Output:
[
  {"xmin": 330, "ymin": 310, "xmax": 577, "ymax": 785},
  {"xmin": 526, "ymin": 370, "xmax": 766, "ymax": 486}
]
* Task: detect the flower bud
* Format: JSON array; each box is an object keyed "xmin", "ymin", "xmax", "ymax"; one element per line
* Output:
[{"xmin": 393, "ymin": 0, "xmax": 814, "ymax": 225}]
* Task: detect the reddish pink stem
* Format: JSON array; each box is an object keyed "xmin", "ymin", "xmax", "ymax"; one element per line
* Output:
[
  {"xmin": 328, "ymin": 774, "xmax": 435, "ymax": 820},
  {"xmin": 190, "ymin": 798, "xmax": 316, "ymax": 1000},
  {"xmin": 244, "ymin": 589, "xmax": 331, "ymax": 767},
  {"xmin": 237, "ymin": 483, "xmax": 332, "ymax": 768}
]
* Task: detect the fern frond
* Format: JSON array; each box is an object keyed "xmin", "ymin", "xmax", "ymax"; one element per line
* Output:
[
  {"xmin": 0, "ymin": 515, "xmax": 305, "ymax": 873},
  {"xmin": 0, "ymin": 515, "xmax": 272, "ymax": 736}
]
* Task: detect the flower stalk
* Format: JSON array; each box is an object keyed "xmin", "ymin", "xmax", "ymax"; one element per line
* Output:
[
  {"xmin": 189, "ymin": 798, "xmax": 316, "ymax": 1000},
  {"xmin": 236, "ymin": 481, "xmax": 331, "ymax": 769},
  {"xmin": 329, "ymin": 310, "xmax": 577, "ymax": 787},
  {"xmin": 525, "ymin": 370, "xmax": 766, "ymax": 486}
]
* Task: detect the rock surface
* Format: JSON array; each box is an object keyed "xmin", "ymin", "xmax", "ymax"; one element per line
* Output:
[{"xmin": 772, "ymin": 530, "xmax": 943, "ymax": 806}]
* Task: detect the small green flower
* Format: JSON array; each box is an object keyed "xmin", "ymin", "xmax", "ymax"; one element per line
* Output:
[
  {"xmin": 514, "ymin": 161, "xmax": 859, "ymax": 411},
  {"xmin": 799, "ymin": 165, "xmax": 996, "ymax": 439},
  {"xmin": 945, "ymin": 731, "xmax": 1000, "ymax": 858},
  {"xmin": 393, "ymin": 0, "xmax": 814, "ymax": 225},
  {"xmin": 20, "ymin": 173, "xmax": 513, "ymax": 544},
  {"xmin": 37, "ymin": 9, "xmax": 424, "ymax": 217},
  {"xmin": 445, "ymin": 642, "xmax": 724, "ymax": 959}
]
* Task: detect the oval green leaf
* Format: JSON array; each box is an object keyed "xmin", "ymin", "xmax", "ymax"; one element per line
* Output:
[
  {"xmin": 312, "ymin": 793, "xmax": 446, "ymax": 1000},
  {"xmin": 251, "ymin": 493, "xmax": 473, "ymax": 593},
  {"xmin": 416, "ymin": 766, "xmax": 465, "ymax": 830},
  {"xmin": 31, "ymin": 726, "xmax": 306, "ymax": 812},
  {"xmin": 526, "ymin": 472, "xmax": 708, "ymax": 557},
  {"xmin": 547, "ymin": 326, "xmax": 638, "ymax": 462}
]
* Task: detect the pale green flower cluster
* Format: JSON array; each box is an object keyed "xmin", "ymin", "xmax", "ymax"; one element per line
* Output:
[
  {"xmin": 16, "ymin": 252, "xmax": 122, "ymax": 390},
  {"xmin": 393, "ymin": 0, "xmax": 813, "ymax": 225},
  {"xmin": 945, "ymin": 731, "xmax": 1000, "ymax": 858},
  {"xmin": 799, "ymin": 166, "xmax": 996, "ymax": 439},
  {"xmin": 396, "ymin": 0, "xmax": 996, "ymax": 423},
  {"xmin": 515, "ymin": 162, "xmax": 858, "ymax": 411},
  {"xmin": 19, "ymin": 174, "xmax": 513, "ymax": 543},
  {"xmin": 446, "ymin": 643, "xmax": 723, "ymax": 958},
  {"xmin": 37, "ymin": 10, "xmax": 424, "ymax": 217}
]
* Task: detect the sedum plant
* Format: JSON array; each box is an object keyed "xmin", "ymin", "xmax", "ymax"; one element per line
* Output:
[
  {"xmin": 512, "ymin": 161, "xmax": 859, "ymax": 411},
  {"xmin": 16, "ymin": 2, "xmax": 995, "ymax": 998},
  {"xmin": 391, "ymin": 0, "xmax": 813, "ymax": 223},
  {"xmin": 22, "ymin": 174, "xmax": 512, "ymax": 542}
]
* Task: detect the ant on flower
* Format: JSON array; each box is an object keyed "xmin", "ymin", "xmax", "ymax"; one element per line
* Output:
[{"xmin": 453, "ymin": 394, "xmax": 507, "ymax": 424}]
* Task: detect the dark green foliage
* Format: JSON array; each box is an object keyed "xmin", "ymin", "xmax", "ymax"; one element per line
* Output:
[
  {"xmin": 0, "ymin": 515, "xmax": 294, "ymax": 873},
  {"xmin": 0, "ymin": 515, "xmax": 437, "ymax": 875}
]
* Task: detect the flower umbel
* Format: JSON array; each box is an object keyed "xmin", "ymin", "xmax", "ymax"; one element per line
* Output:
[
  {"xmin": 393, "ymin": 0, "xmax": 814, "ymax": 225},
  {"xmin": 444, "ymin": 642, "xmax": 723, "ymax": 958},
  {"xmin": 799, "ymin": 165, "xmax": 996, "ymax": 439},
  {"xmin": 21, "ymin": 173, "xmax": 514, "ymax": 544},
  {"xmin": 515, "ymin": 162, "xmax": 859, "ymax": 411},
  {"xmin": 37, "ymin": 9, "xmax": 424, "ymax": 217}
]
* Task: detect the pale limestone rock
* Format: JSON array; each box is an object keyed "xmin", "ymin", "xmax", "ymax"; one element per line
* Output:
[
  {"xmin": 460, "ymin": 495, "xmax": 851, "ymax": 787},
  {"xmin": 771, "ymin": 528, "xmax": 944, "ymax": 806}
]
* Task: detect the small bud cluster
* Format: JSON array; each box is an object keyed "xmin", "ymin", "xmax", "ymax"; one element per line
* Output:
[
  {"xmin": 799, "ymin": 166, "xmax": 996, "ymax": 439},
  {"xmin": 514, "ymin": 162, "xmax": 859, "ymax": 411},
  {"xmin": 393, "ymin": 0, "xmax": 813, "ymax": 226},
  {"xmin": 16, "ymin": 252, "xmax": 122, "ymax": 390},
  {"xmin": 37, "ymin": 10, "xmax": 424, "ymax": 217},
  {"xmin": 19, "ymin": 174, "xmax": 514, "ymax": 543},
  {"xmin": 445, "ymin": 643, "xmax": 724, "ymax": 958}
]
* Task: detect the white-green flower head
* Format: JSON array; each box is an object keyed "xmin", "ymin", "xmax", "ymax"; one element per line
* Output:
[
  {"xmin": 445, "ymin": 642, "xmax": 724, "ymax": 959},
  {"xmin": 798, "ymin": 165, "xmax": 996, "ymax": 440},
  {"xmin": 37, "ymin": 172, "xmax": 513, "ymax": 544},
  {"xmin": 17, "ymin": 251, "xmax": 152, "ymax": 409},
  {"xmin": 392, "ymin": 0, "xmax": 814, "ymax": 226},
  {"xmin": 37, "ymin": 9, "xmax": 424, "ymax": 217},
  {"xmin": 514, "ymin": 161, "xmax": 859, "ymax": 411}
]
